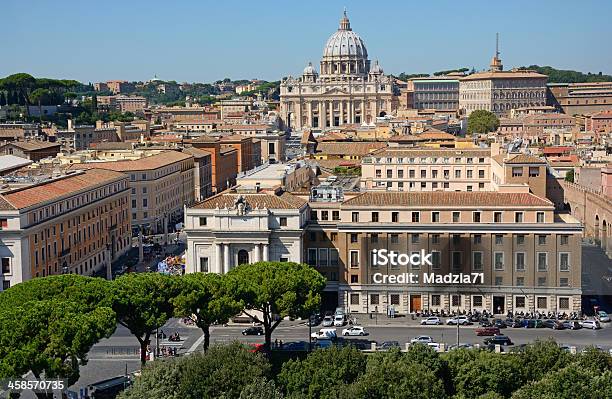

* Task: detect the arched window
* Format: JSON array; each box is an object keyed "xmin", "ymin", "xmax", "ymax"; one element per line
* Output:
[{"xmin": 238, "ymin": 249, "xmax": 249, "ymax": 265}]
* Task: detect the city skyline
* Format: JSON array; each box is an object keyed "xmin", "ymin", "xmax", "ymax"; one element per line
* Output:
[{"xmin": 2, "ymin": 0, "xmax": 612, "ymax": 83}]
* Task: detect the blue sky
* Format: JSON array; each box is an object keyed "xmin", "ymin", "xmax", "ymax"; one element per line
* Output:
[{"xmin": 2, "ymin": 0, "xmax": 611, "ymax": 83}]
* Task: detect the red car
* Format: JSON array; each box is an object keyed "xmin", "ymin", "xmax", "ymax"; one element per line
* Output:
[
  {"xmin": 247, "ymin": 343, "xmax": 265, "ymax": 353},
  {"xmin": 475, "ymin": 327, "xmax": 501, "ymax": 336}
]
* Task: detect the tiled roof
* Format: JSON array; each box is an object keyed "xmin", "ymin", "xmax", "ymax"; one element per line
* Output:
[
  {"xmin": 316, "ymin": 142, "xmax": 387, "ymax": 156},
  {"xmin": 221, "ymin": 134, "xmax": 250, "ymax": 142},
  {"xmin": 67, "ymin": 150, "xmax": 192, "ymax": 172},
  {"xmin": 90, "ymin": 142, "xmax": 133, "ymax": 150},
  {"xmin": 504, "ymin": 153, "xmax": 545, "ymax": 164},
  {"xmin": 370, "ymin": 147, "xmax": 490, "ymax": 158},
  {"xmin": 2, "ymin": 141, "xmax": 61, "ymax": 151},
  {"xmin": 182, "ymin": 146, "xmax": 212, "ymax": 159},
  {"xmin": 192, "ymin": 191, "xmax": 307, "ymax": 210},
  {"xmin": 418, "ymin": 130, "xmax": 456, "ymax": 141},
  {"xmin": 0, "ymin": 169, "xmax": 126, "ymax": 210},
  {"xmin": 342, "ymin": 191, "xmax": 552, "ymax": 207}
]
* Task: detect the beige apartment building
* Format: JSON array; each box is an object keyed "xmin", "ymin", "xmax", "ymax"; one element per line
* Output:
[
  {"xmin": 0, "ymin": 169, "xmax": 132, "ymax": 290},
  {"xmin": 68, "ymin": 151, "xmax": 195, "ymax": 234},
  {"xmin": 361, "ymin": 148, "xmax": 493, "ymax": 192}
]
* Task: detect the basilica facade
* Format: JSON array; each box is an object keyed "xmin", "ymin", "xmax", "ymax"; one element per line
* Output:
[{"xmin": 279, "ymin": 11, "xmax": 398, "ymax": 131}]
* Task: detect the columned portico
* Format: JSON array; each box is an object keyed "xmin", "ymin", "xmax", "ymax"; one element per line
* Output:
[{"xmin": 223, "ymin": 243, "xmax": 230, "ymax": 273}]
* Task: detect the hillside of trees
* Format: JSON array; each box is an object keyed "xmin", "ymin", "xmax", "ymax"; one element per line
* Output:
[{"xmin": 518, "ymin": 65, "xmax": 612, "ymax": 83}]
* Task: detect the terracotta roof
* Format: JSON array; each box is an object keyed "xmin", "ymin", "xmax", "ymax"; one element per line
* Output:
[
  {"xmin": 316, "ymin": 142, "xmax": 387, "ymax": 156},
  {"xmin": 220, "ymin": 134, "xmax": 250, "ymax": 142},
  {"xmin": 418, "ymin": 130, "xmax": 456, "ymax": 141},
  {"xmin": 504, "ymin": 153, "xmax": 545, "ymax": 164},
  {"xmin": 0, "ymin": 169, "xmax": 126, "ymax": 210},
  {"xmin": 2, "ymin": 141, "xmax": 61, "ymax": 151},
  {"xmin": 388, "ymin": 135, "xmax": 420, "ymax": 142},
  {"xmin": 342, "ymin": 191, "xmax": 552, "ymax": 208},
  {"xmin": 66, "ymin": 150, "xmax": 192, "ymax": 172},
  {"xmin": 191, "ymin": 136, "xmax": 219, "ymax": 143},
  {"xmin": 182, "ymin": 146, "xmax": 212, "ymax": 159},
  {"xmin": 370, "ymin": 147, "xmax": 490, "ymax": 158},
  {"xmin": 192, "ymin": 191, "xmax": 306, "ymax": 210},
  {"xmin": 542, "ymin": 146, "xmax": 572, "ymax": 155},
  {"xmin": 90, "ymin": 142, "xmax": 133, "ymax": 150}
]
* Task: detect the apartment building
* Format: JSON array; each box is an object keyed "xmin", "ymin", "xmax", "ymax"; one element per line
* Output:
[
  {"xmin": 55, "ymin": 120, "xmax": 119, "ymax": 151},
  {"xmin": 547, "ymin": 82, "xmax": 612, "ymax": 115},
  {"xmin": 407, "ymin": 76, "xmax": 460, "ymax": 111},
  {"xmin": 361, "ymin": 148, "xmax": 492, "ymax": 192},
  {"xmin": 220, "ymin": 135, "xmax": 261, "ymax": 172},
  {"xmin": 0, "ymin": 141, "xmax": 62, "ymax": 162},
  {"xmin": 190, "ymin": 137, "xmax": 239, "ymax": 193},
  {"xmin": 68, "ymin": 151, "xmax": 195, "ymax": 234},
  {"xmin": 0, "ymin": 169, "xmax": 131, "ymax": 290}
]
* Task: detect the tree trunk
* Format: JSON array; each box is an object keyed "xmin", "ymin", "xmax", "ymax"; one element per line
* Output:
[
  {"xmin": 138, "ymin": 333, "xmax": 151, "ymax": 367},
  {"xmin": 203, "ymin": 325, "xmax": 210, "ymax": 351}
]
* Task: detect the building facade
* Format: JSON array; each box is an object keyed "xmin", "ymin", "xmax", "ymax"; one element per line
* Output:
[
  {"xmin": 408, "ymin": 76, "xmax": 460, "ymax": 111},
  {"xmin": 279, "ymin": 11, "xmax": 397, "ymax": 130}
]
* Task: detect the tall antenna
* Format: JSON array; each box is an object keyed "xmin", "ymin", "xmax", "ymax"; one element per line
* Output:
[{"xmin": 496, "ymin": 33, "xmax": 500, "ymax": 59}]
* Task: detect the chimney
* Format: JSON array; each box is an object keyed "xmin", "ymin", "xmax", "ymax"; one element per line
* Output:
[{"xmin": 67, "ymin": 119, "xmax": 74, "ymax": 131}]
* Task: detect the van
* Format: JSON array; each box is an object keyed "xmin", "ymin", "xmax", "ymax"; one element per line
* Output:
[{"xmin": 311, "ymin": 328, "xmax": 337, "ymax": 340}]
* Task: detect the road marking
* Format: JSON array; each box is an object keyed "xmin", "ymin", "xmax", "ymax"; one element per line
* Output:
[{"xmin": 186, "ymin": 333, "xmax": 205, "ymax": 354}]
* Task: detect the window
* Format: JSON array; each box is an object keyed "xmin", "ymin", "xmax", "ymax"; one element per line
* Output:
[
  {"xmin": 332, "ymin": 211, "xmax": 340, "ymax": 221},
  {"xmin": 559, "ymin": 253, "xmax": 570, "ymax": 271},
  {"xmin": 451, "ymin": 295, "xmax": 461, "ymax": 307},
  {"xmin": 536, "ymin": 297, "xmax": 547, "ymax": 308},
  {"xmin": 411, "ymin": 234, "xmax": 419, "ymax": 244},
  {"xmin": 350, "ymin": 293, "xmax": 359, "ymax": 303},
  {"xmin": 351, "ymin": 212, "xmax": 359, "ymax": 222},
  {"xmin": 452, "ymin": 234, "xmax": 461, "ymax": 245},
  {"xmin": 467, "ymin": 170, "xmax": 473, "ymax": 179},
  {"xmin": 473, "ymin": 295, "xmax": 483, "ymax": 307},
  {"xmin": 371, "ymin": 212, "xmax": 379, "ymax": 222},
  {"xmin": 431, "ymin": 295, "xmax": 441, "ymax": 306},
  {"xmin": 409, "ymin": 169, "xmax": 415, "ymax": 178},
  {"xmin": 279, "ymin": 217, "xmax": 287, "ymax": 226},
  {"xmin": 310, "ymin": 210, "xmax": 318, "ymax": 220},
  {"xmin": 330, "ymin": 249, "xmax": 339, "ymax": 266},
  {"xmin": 199, "ymin": 217, "xmax": 207, "ymax": 226},
  {"xmin": 307, "ymin": 248, "xmax": 317, "ymax": 266},
  {"xmin": 559, "ymin": 297, "xmax": 570, "ymax": 309},
  {"xmin": 391, "ymin": 234, "xmax": 400, "ymax": 244},
  {"xmin": 515, "ymin": 252, "xmax": 525, "ymax": 271},
  {"xmin": 0, "ymin": 219, "xmax": 7, "ymax": 229},
  {"xmin": 472, "ymin": 252, "xmax": 483, "ymax": 270},
  {"xmin": 392, "ymin": 212, "xmax": 399, "ymax": 222},
  {"xmin": 495, "ymin": 235, "xmax": 503, "ymax": 245},
  {"xmin": 350, "ymin": 234, "xmax": 358, "ymax": 243},
  {"xmin": 529, "ymin": 167, "xmax": 540, "ymax": 177},
  {"xmin": 516, "ymin": 234, "xmax": 525, "ymax": 245},
  {"xmin": 537, "ymin": 252, "xmax": 547, "ymax": 271},
  {"xmin": 431, "ymin": 234, "xmax": 440, "ymax": 244},
  {"xmin": 452, "ymin": 212, "xmax": 460, "ymax": 222},
  {"xmin": 397, "ymin": 170, "xmax": 404, "ymax": 178},
  {"xmin": 494, "ymin": 212, "xmax": 502, "ymax": 223},
  {"xmin": 387, "ymin": 170, "xmax": 393, "ymax": 178},
  {"xmin": 371, "ymin": 233, "xmax": 378, "ymax": 243},
  {"xmin": 421, "ymin": 182, "xmax": 426, "ymax": 189},
  {"xmin": 199, "ymin": 257, "xmax": 209, "ymax": 272},
  {"xmin": 515, "ymin": 296, "xmax": 526, "ymax": 308},
  {"xmin": 318, "ymin": 249, "xmax": 328, "ymax": 266},
  {"xmin": 494, "ymin": 252, "xmax": 504, "ymax": 270},
  {"xmin": 390, "ymin": 294, "xmax": 400, "ymax": 306},
  {"xmin": 349, "ymin": 250, "xmax": 359, "ymax": 268},
  {"xmin": 537, "ymin": 212, "xmax": 545, "ymax": 223},
  {"xmin": 431, "ymin": 251, "xmax": 441, "ymax": 269},
  {"xmin": 479, "ymin": 170, "xmax": 485, "ymax": 179},
  {"xmin": 538, "ymin": 235, "xmax": 547, "ymax": 245},
  {"xmin": 560, "ymin": 278, "xmax": 569, "ymax": 287},
  {"xmin": 411, "ymin": 212, "xmax": 420, "ymax": 222},
  {"xmin": 370, "ymin": 294, "xmax": 379, "ymax": 305},
  {"xmin": 512, "ymin": 167, "xmax": 523, "ymax": 177},
  {"xmin": 320, "ymin": 211, "xmax": 328, "ymax": 221},
  {"xmin": 452, "ymin": 252, "xmax": 462, "ymax": 269},
  {"xmin": 455, "ymin": 170, "xmax": 461, "ymax": 178},
  {"xmin": 432, "ymin": 212, "xmax": 440, "ymax": 222},
  {"xmin": 1, "ymin": 258, "xmax": 10, "ymax": 274},
  {"xmin": 516, "ymin": 277, "xmax": 524, "ymax": 286},
  {"xmin": 420, "ymin": 170, "xmax": 427, "ymax": 178},
  {"xmin": 537, "ymin": 277, "xmax": 546, "ymax": 287},
  {"xmin": 494, "ymin": 276, "xmax": 503, "ymax": 286},
  {"xmin": 560, "ymin": 235, "xmax": 569, "ymax": 245},
  {"xmin": 131, "ymin": 199, "xmax": 137, "ymax": 208},
  {"xmin": 472, "ymin": 212, "xmax": 481, "ymax": 223},
  {"xmin": 142, "ymin": 198, "xmax": 148, "ymax": 207},
  {"xmin": 514, "ymin": 212, "xmax": 524, "ymax": 223},
  {"xmin": 473, "ymin": 234, "xmax": 482, "ymax": 245},
  {"xmin": 330, "ymin": 232, "xmax": 337, "ymax": 242}
]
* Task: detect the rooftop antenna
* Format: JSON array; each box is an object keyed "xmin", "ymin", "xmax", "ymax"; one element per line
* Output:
[{"xmin": 496, "ymin": 33, "xmax": 500, "ymax": 59}]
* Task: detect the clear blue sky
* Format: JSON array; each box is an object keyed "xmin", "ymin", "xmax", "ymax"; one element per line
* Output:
[{"xmin": 2, "ymin": 0, "xmax": 611, "ymax": 83}]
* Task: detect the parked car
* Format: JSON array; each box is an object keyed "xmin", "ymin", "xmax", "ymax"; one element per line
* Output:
[
  {"xmin": 449, "ymin": 343, "xmax": 474, "ymax": 350},
  {"xmin": 342, "ymin": 326, "xmax": 368, "ymax": 336},
  {"xmin": 596, "ymin": 311, "xmax": 610, "ymax": 322},
  {"xmin": 307, "ymin": 314, "xmax": 322, "ymax": 327},
  {"xmin": 242, "ymin": 326, "xmax": 263, "ymax": 336},
  {"xmin": 311, "ymin": 328, "xmax": 337, "ymax": 340},
  {"xmin": 484, "ymin": 335, "xmax": 513, "ymax": 346},
  {"xmin": 410, "ymin": 335, "xmax": 434, "ymax": 344},
  {"xmin": 562, "ymin": 321, "xmax": 582, "ymax": 330},
  {"xmin": 581, "ymin": 320, "xmax": 602, "ymax": 330},
  {"xmin": 475, "ymin": 326, "xmax": 500, "ymax": 336},
  {"xmin": 447, "ymin": 316, "xmax": 472, "ymax": 325},
  {"xmin": 335, "ymin": 307, "xmax": 345, "ymax": 317},
  {"xmin": 378, "ymin": 341, "xmax": 400, "ymax": 351},
  {"xmin": 248, "ymin": 343, "xmax": 265, "ymax": 353},
  {"xmin": 493, "ymin": 319, "xmax": 507, "ymax": 328},
  {"xmin": 314, "ymin": 340, "xmax": 334, "ymax": 349},
  {"xmin": 523, "ymin": 319, "xmax": 545, "ymax": 328},
  {"xmin": 510, "ymin": 318, "xmax": 524, "ymax": 328},
  {"xmin": 479, "ymin": 318, "xmax": 493, "ymax": 327},
  {"xmin": 322, "ymin": 316, "xmax": 334, "ymax": 327},
  {"xmin": 427, "ymin": 342, "xmax": 441, "ymax": 351},
  {"xmin": 420, "ymin": 317, "xmax": 442, "ymax": 325},
  {"xmin": 542, "ymin": 319, "xmax": 565, "ymax": 330},
  {"xmin": 333, "ymin": 315, "xmax": 346, "ymax": 327}
]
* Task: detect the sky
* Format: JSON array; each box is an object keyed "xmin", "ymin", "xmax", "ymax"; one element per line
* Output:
[{"xmin": 2, "ymin": 0, "xmax": 612, "ymax": 84}]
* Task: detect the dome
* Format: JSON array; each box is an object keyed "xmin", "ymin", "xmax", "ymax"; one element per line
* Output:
[
  {"xmin": 322, "ymin": 11, "xmax": 368, "ymax": 59},
  {"xmin": 370, "ymin": 60, "xmax": 383, "ymax": 74},
  {"xmin": 303, "ymin": 62, "xmax": 317, "ymax": 75}
]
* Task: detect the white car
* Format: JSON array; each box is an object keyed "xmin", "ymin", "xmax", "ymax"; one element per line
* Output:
[
  {"xmin": 333, "ymin": 315, "xmax": 345, "ymax": 326},
  {"xmin": 420, "ymin": 317, "xmax": 442, "ymax": 325},
  {"xmin": 321, "ymin": 316, "xmax": 334, "ymax": 327},
  {"xmin": 342, "ymin": 326, "xmax": 367, "ymax": 336},
  {"xmin": 410, "ymin": 335, "xmax": 434, "ymax": 344},
  {"xmin": 311, "ymin": 328, "xmax": 337, "ymax": 340},
  {"xmin": 597, "ymin": 311, "xmax": 610, "ymax": 322},
  {"xmin": 447, "ymin": 316, "xmax": 471, "ymax": 325},
  {"xmin": 581, "ymin": 320, "xmax": 602, "ymax": 330}
]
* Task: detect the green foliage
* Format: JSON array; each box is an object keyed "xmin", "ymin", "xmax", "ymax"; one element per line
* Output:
[
  {"xmin": 565, "ymin": 168, "xmax": 575, "ymax": 183},
  {"xmin": 332, "ymin": 165, "xmax": 361, "ymax": 175},
  {"xmin": 433, "ymin": 67, "xmax": 469, "ymax": 76},
  {"xmin": 511, "ymin": 363, "xmax": 603, "ymax": 399},
  {"xmin": 227, "ymin": 262, "xmax": 326, "ymax": 348},
  {"xmin": 575, "ymin": 346, "xmax": 612, "ymax": 373},
  {"xmin": 520, "ymin": 339, "xmax": 573, "ymax": 382},
  {"xmin": 172, "ymin": 273, "xmax": 243, "ymax": 350},
  {"xmin": 467, "ymin": 110, "xmax": 500, "ymax": 134},
  {"xmin": 278, "ymin": 345, "xmax": 366, "ymax": 398},
  {"xmin": 520, "ymin": 65, "xmax": 612, "ymax": 83},
  {"xmin": 396, "ymin": 73, "xmax": 430, "ymax": 81},
  {"xmin": 240, "ymin": 377, "xmax": 284, "ymax": 399}
]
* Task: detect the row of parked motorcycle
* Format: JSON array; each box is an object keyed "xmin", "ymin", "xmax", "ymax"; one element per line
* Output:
[{"xmin": 415, "ymin": 309, "xmax": 587, "ymax": 322}]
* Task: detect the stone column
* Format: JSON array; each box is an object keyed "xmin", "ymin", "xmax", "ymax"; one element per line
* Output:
[
  {"xmin": 163, "ymin": 215, "xmax": 168, "ymax": 246},
  {"xmin": 215, "ymin": 243, "xmax": 222, "ymax": 274},
  {"xmin": 329, "ymin": 101, "xmax": 334, "ymax": 127},
  {"xmin": 224, "ymin": 244, "xmax": 230, "ymax": 273},
  {"xmin": 321, "ymin": 101, "xmax": 326, "ymax": 128},
  {"xmin": 307, "ymin": 101, "xmax": 313, "ymax": 128},
  {"xmin": 254, "ymin": 244, "xmax": 260, "ymax": 262},
  {"xmin": 340, "ymin": 101, "xmax": 344, "ymax": 125},
  {"xmin": 263, "ymin": 244, "xmax": 269, "ymax": 262},
  {"xmin": 138, "ymin": 228, "xmax": 144, "ymax": 264}
]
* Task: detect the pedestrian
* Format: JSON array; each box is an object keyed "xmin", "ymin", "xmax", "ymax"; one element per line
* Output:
[
  {"xmin": 275, "ymin": 339, "xmax": 279, "ymax": 348},
  {"xmin": 279, "ymin": 339, "xmax": 283, "ymax": 348}
]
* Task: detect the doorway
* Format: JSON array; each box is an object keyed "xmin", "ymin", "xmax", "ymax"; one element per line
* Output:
[
  {"xmin": 410, "ymin": 294, "xmax": 422, "ymax": 313},
  {"xmin": 237, "ymin": 249, "xmax": 249, "ymax": 265},
  {"xmin": 493, "ymin": 296, "xmax": 505, "ymax": 314}
]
